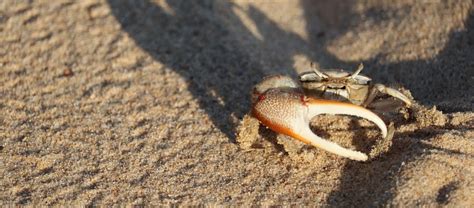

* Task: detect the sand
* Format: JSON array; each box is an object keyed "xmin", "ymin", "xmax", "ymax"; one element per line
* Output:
[{"xmin": 1, "ymin": 0, "xmax": 473, "ymax": 206}]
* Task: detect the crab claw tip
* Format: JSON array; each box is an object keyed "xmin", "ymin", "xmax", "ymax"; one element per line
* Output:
[{"xmin": 306, "ymin": 98, "xmax": 388, "ymax": 138}]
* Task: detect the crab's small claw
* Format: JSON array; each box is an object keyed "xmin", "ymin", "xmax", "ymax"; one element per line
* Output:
[
  {"xmin": 363, "ymin": 84, "xmax": 413, "ymax": 107},
  {"xmin": 252, "ymin": 89, "xmax": 388, "ymax": 161}
]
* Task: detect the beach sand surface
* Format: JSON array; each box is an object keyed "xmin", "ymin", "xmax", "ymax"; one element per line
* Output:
[{"xmin": 1, "ymin": 0, "xmax": 473, "ymax": 206}]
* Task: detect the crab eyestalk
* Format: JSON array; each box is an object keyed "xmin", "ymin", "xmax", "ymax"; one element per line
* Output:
[
  {"xmin": 350, "ymin": 63, "xmax": 364, "ymax": 79},
  {"xmin": 311, "ymin": 62, "xmax": 328, "ymax": 78}
]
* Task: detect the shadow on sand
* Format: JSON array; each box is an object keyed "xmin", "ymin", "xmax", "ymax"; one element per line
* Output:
[
  {"xmin": 107, "ymin": 0, "xmax": 351, "ymax": 140},
  {"xmin": 108, "ymin": 0, "xmax": 473, "ymax": 205}
]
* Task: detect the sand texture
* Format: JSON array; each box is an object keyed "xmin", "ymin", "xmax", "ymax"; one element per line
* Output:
[{"xmin": 1, "ymin": 0, "xmax": 473, "ymax": 206}]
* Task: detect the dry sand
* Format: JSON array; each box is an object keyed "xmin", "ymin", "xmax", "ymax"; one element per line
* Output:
[{"xmin": 1, "ymin": 0, "xmax": 473, "ymax": 206}]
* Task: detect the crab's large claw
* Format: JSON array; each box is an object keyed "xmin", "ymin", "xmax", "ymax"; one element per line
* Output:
[{"xmin": 252, "ymin": 89, "xmax": 387, "ymax": 161}]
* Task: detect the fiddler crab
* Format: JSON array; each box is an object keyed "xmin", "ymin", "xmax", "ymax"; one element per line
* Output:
[{"xmin": 238, "ymin": 63, "xmax": 412, "ymax": 161}]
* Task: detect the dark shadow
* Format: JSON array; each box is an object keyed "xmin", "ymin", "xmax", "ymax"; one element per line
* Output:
[
  {"xmin": 107, "ymin": 0, "xmax": 348, "ymax": 140},
  {"xmin": 436, "ymin": 181, "xmax": 459, "ymax": 205},
  {"xmin": 301, "ymin": 1, "xmax": 473, "ymax": 112},
  {"xmin": 314, "ymin": 7, "xmax": 474, "ymax": 206},
  {"xmin": 385, "ymin": 20, "xmax": 474, "ymax": 113},
  {"xmin": 300, "ymin": 0, "xmax": 360, "ymax": 69},
  {"xmin": 107, "ymin": 0, "xmax": 266, "ymax": 140},
  {"xmin": 108, "ymin": 0, "xmax": 473, "ymax": 206},
  {"xmin": 326, "ymin": 123, "xmax": 473, "ymax": 207}
]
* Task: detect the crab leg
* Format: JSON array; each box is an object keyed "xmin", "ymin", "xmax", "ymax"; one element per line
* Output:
[
  {"xmin": 252, "ymin": 90, "xmax": 387, "ymax": 161},
  {"xmin": 363, "ymin": 84, "xmax": 412, "ymax": 107}
]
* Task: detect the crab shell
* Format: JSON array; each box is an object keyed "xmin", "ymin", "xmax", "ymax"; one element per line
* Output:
[{"xmin": 299, "ymin": 70, "xmax": 372, "ymax": 105}]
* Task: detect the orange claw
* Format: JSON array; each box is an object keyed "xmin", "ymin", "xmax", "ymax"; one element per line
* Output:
[{"xmin": 252, "ymin": 88, "xmax": 387, "ymax": 161}]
